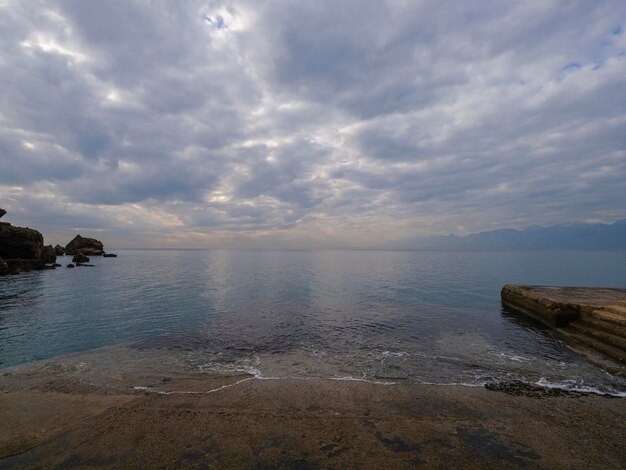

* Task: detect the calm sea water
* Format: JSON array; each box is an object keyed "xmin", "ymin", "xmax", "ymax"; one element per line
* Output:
[{"xmin": 1, "ymin": 250, "xmax": 625, "ymax": 393}]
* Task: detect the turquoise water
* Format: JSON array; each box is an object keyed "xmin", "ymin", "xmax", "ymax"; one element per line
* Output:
[{"xmin": 1, "ymin": 250, "xmax": 625, "ymax": 392}]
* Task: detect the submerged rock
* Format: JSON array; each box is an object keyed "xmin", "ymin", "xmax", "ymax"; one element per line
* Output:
[
  {"xmin": 72, "ymin": 252, "xmax": 89, "ymax": 263},
  {"xmin": 67, "ymin": 263, "xmax": 75, "ymax": 268},
  {"xmin": 65, "ymin": 235, "xmax": 104, "ymax": 256},
  {"xmin": 54, "ymin": 244, "xmax": 65, "ymax": 256},
  {"xmin": 103, "ymin": 253, "xmax": 117, "ymax": 258}
]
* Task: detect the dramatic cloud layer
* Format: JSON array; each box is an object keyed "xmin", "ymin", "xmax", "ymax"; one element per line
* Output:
[{"xmin": 1, "ymin": 0, "xmax": 625, "ymax": 248}]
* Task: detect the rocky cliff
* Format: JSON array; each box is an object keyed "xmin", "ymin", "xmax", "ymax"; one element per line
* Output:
[{"xmin": 0, "ymin": 208, "xmax": 47, "ymax": 274}]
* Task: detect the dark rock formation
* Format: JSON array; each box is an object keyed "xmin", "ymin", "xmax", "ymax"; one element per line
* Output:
[
  {"xmin": 65, "ymin": 235, "xmax": 104, "ymax": 256},
  {"xmin": 0, "ymin": 211, "xmax": 106, "ymax": 276},
  {"xmin": 0, "ymin": 222, "xmax": 44, "ymax": 260},
  {"xmin": 0, "ymin": 212, "xmax": 46, "ymax": 274},
  {"xmin": 72, "ymin": 252, "xmax": 89, "ymax": 263},
  {"xmin": 41, "ymin": 245, "xmax": 57, "ymax": 264},
  {"xmin": 4, "ymin": 259, "xmax": 45, "ymax": 273},
  {"xmin": 0, "ymin": 257, "xmax": 8, "ymax": 275},
  {"xmin": 76, "ymin": 263, "xmax": 95, "ymax": 267},
  {"xmin": 103, "ymin": 253, "xmax": 118, "ymax": 257}
]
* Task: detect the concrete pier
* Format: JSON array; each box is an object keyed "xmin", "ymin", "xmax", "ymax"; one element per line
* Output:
[{"xmin": 501, "ymin": 285, "xmax": 626, "ymax": 374}]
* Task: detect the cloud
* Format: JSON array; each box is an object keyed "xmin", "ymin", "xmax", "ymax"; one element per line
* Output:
[{"xmin": 1, "ymin": 0, "xmax": 625, "ymax": 247}]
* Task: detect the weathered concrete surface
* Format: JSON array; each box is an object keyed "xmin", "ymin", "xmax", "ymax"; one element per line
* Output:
[
  {"xmin": 0, "ymin": 391, "xmax": 135, "ymax": 460},
  {"xmin": 502, "ymin": 285, "xmax": 626, "ymax": 372},
  {"xmin": 501, "ymin": 285, "xmax": 626, "ymax": 327},
  {"xmin": 0, "ymin": 374, "xmax": 625, "ymax": 469}
]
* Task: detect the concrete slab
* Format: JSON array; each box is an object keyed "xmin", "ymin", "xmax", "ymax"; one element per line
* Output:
[{"xmin": 501, "ymin": 285, "xmax": 626, "ymax": 327}]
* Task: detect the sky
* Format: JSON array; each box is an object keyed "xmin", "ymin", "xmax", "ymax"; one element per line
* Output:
[{"xmin": 1, "ymin": 1, "xmax": 625, "ymax": 249}]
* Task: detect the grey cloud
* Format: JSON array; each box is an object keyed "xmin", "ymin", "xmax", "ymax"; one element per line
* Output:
[
  {"xmin": 0, "ymin": 134, "xmax": 85, "ymax": 184},
  {"xmin": 1, "ymin": 0, "xmax": 625, "ymax": 247},
  {"xmin": 57, "ymin": 0, "xmax": 205, "ymax": 86},
  {"xmin": 256, "ymin": 1, "xmax": 468, "ymax": 119},
  {"xmin": 188, "ymin": 202, "xmax": 300, "ymax": 232},
  {"xmin": 233, "ymin": 140, "xmax": 329, "ymax": 209}
]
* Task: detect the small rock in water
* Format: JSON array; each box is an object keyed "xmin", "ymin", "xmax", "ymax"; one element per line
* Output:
[
  {"xmin": 103, "ymin": 253, "xmax": 117, "ymax": 257},
  {"xmin": 72, "ymin": 252, "xmax": 89, "ymax": 263},
  {"xmin": 76, "ymin": 262, "xmax": 95, "ymax": 267},
  {"xmin": 66, "ymin": 263, "xmax": 75, "ymax": 268},
  {"xmin": 65, "ymin": 234, "xmax": 104, "ymax": 256},
  {"xmin": 41, "ymin": 245, "xmax": 57, "ymax": 264}
]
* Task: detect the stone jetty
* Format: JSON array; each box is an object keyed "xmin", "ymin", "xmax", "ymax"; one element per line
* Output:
[{"xmin": 502, "ymin": 285, "xmax": 626, "ymax": 374}]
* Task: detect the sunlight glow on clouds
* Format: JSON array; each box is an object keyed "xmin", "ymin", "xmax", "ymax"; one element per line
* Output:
[{"xmin": 1, "ymin": 0, "xmax": 625, "ymax": 248}]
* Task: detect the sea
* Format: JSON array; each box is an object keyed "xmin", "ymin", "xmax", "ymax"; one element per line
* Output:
[{"xmin": 1, "ymin": 249, "xmax": 625, "ymax": 395}]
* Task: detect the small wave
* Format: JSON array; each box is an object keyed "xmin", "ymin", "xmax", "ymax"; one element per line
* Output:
[
  {"xmin": 196, "ymin": 354, "xmax": 263, "ymax": 378},
  {"xmin": 535, "ymin": 378, "xmax": 626, "ymax": 397},
  {"xmin": 380, "ymin": 351, "xmax": 409, "ymax": 358},
  {"xmin": 132, "ymin": 374, "xmax": 398, "ymax": 395},
  {"xmin": 418, "ymin": 381, "xmax": 484, "ymax": 388},
  {"xmin": 197, "ymin": 365, "xmax": 263, "ymax": 378},
  {"xmin": 133, "ymin": 377, "xmax": 255, "ymax": 395},
  {"xmin": 328, "ymin": 376, "xmax": 396, "ymax": 385},
  {"xmin": 132, "ymin": 374, "xmax": 626, "ymax": 398},
  {"xmin": 489, "ymin": 351, "xmax": 531, "ymax": 362}
]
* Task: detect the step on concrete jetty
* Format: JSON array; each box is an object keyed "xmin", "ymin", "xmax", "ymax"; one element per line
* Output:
[{"xmin": 501, "ymin": 285, "xmax": 626, "ymax": 375}]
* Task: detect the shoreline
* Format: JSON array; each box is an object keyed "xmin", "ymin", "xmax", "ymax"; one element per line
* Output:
[
  {"xmin": 3, "ymin": 338, "xmax": 626, "ymax": 398},
  {"xmin": 2, "ymin": 367, "xmax": 626, "ymax": 469},
  {"xmin": 3, "ymin": 343, "xmax": 626, "ymax": 399}
]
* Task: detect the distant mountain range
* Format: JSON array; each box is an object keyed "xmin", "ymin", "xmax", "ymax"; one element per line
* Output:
[{"xmin": 388, "ymin": 219, "xmax": 626, "ymax": 251}]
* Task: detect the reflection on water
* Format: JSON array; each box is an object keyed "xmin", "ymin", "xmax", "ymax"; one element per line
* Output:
[{"xmin": 1, "ymin": 250, "xmax": 625, "ymax": 393}]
